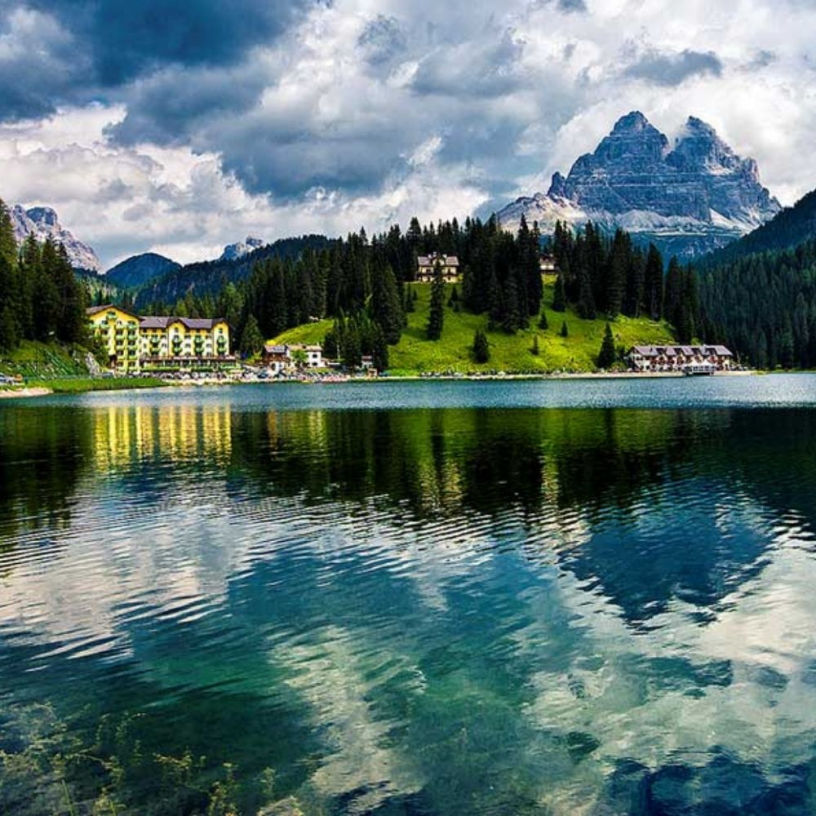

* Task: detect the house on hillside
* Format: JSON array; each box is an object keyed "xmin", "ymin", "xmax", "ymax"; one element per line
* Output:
[
  {"xmin": 626, "ymin": 345, "xmax": 734, "ymax": 372},
  {"xmin": 539, "ymin": 254, "xmax": 558, "ymax": 274},
  {"xmin": 416, "ymin": 253, "xmax": 460, "ymax": 283}
]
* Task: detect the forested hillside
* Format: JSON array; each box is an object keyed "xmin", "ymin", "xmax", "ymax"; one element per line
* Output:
[
  {"xmin": 701, "ymin": 189, "xmax": 816, "ymax": 267},
  {"xmin": 699, "ymin": 239, "xmax": 816, "ymax": 368},
  {"xmin": 134, "ymin": 235, "xmax": 334, "ymax": 309},
  {"xmin": 0, "ymin": 200, "xmax": 89, "ymax": 352},
  {"xmin": 139, "ymin": 214, "xmax": 689, "ymax": 371},
  {"xmin": 550, "ymin": 221, "xmax": 698, "ymax": 342}
]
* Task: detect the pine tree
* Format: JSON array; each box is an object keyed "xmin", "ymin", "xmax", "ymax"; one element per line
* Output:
[
  {"xmin": 560, "ymin": 321, "xmax": 568, "ymax": 338},
  {"xmin": 644, "ymin": 244, "xmax": 663, "ymax": 320},
  {"xmin": 597, "ymin": 323, "xmax": 616, "ymax": 368},
  {"xmin": 518, "ymin": 215, "xmax": 543, "ymax": 316},
  {"xmin": 531, "ymin": 335, "xmax": 540, "ymax": 356},
  {"xmin": 552, "ymin": 275, "xmax": 567, "ymax": 312},
  {"xmin": 323, "ymin": 328, "xmax": 338, "ymax": 358},
  {"xmin": 606, "ymin": 230, "xmax": 629, "ymax": 317},
  {"xmin": 342, "ymin": 319, "xmax": 362, "ymax": 369},
  {"xmin": 501, "ymin": 272, "xmax": 521, "ymax": 334},
  {"xmin": 0, "ymin": 254, "xmax": 19, "ymax": 350},
  {"xmin": 472, "ymin": 329, "xmax": 489, "ymax": 363},
  {"xmin": 664, "ymin": 257, "xmax": 683, "ymax": 329},
  {"xmin": 371, "ymin": 264, "xmax": 403, "ymax": 344},
  {"xmin": 538, "ymin": 309, "xmax": 549, "ymax": 330},
  {"xmin": 426, "ymin": 263, "xmax": 445, "ymax": 340},
  {"xmin": 270, "ymin": 262, "xmax": 288, "ymax": 337},
  {"xmin": 487, "ymin": 269, "xmax": 502, "ymax": 328},
  {"xmin": 240, "ymin": 314, "xmax": 263, "ymax": 357},
  {"xmin": 577, "ymin": 266, "xmax": 596, "ymax": 320},
  {"xmin": 371, "ymin": 323, "xmax": 389, "ymax": 371},
  {"xmin": 35, "ymin": 239, "xmax": 63, "ymax": 341},
  {"xmin": 0, "ymin": 200, "xmax": 16, "ymax": 270}
]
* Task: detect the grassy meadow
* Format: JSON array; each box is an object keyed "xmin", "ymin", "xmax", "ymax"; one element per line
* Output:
[{"xmin": 271, "ymin": 281, "xmax": 676, "ymax": 374}]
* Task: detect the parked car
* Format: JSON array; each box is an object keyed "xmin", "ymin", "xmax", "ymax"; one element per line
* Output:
[{"xmin": 0, "ymin": 373, "xmax": 17, "ymax": 385}]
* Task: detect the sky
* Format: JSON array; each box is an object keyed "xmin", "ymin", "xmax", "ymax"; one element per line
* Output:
[{"xmin": 0, "ymin": 0, "xmax": 815, "ymax": 268}]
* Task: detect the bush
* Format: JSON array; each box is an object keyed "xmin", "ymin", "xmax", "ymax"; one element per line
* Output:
[{"xmin": 472, "ymin": 329, "xmax": 490, "ymax": 363}]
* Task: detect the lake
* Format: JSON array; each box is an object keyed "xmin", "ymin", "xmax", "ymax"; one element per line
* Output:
[{"xmin": 2, "ymin": 376, "xmax": 816, "ymax": 815}]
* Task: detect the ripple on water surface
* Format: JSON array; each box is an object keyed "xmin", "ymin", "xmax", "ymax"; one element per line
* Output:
[{"xmin": 1, "ymin": 389, "xmax": 816, "ymax": 813}]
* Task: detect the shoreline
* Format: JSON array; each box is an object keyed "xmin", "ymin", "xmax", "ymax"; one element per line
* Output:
[
  {"xmin": 0, "ymin": 387, "xmax": 53, "ymax": 399},
  {"xmin": 0, "ymin": 369, "xmax": 770, "ymax": 399}
]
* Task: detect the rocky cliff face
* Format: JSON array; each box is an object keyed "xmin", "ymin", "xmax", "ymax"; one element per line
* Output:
[
  {"xmin": 10, "ymin": 205, "xmax": 101, "ymax": 272},
  {"xmin": 498, "ymin": 112, "xmax": 781, "ymax": 259},
  {"xmin": 219, "ymin": 236, "xmax": 265, "ymax": 262}
]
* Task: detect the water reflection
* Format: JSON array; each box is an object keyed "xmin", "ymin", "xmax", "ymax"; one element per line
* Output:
[{"xmin": 1, "ymin": 391, "xmax": 816, "ymax": 814}]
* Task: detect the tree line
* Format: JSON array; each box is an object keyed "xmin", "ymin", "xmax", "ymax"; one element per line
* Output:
[
  {"xmin": 2, "ymin": 188, "xmax": 721, "ymax": 370},
  {"xmin": 140, "ymin": 215, "xmax": 550, "ymax": 365},
  {"xmin": 549, "ymin": 221, "xmax": 699, "ymax": 342},
  {"xmin": 699, "ymin": 239, "xmax": 816, "ymax": 369},
  {"xmin": 0, "ymin": 200, "xmax": 88, "ymax": 351}
]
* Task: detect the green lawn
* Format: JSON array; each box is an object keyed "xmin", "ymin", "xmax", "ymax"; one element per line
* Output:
[
  {"xmin": 0, "ymin": 339, "xmax": 91, "ymax": 379},
  {"xmin": 0, "ymin": 340, "xmax": 168, "ymax": 393},
  {"xmin": 271, "ymin": 282, "xmax": 676, "ymax": 374}
]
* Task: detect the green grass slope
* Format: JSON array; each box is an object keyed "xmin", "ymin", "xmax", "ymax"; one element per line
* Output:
[
  {"xmin": 271, "ymin": 282, "xmax": 676, "ymax": 374},
  {"xmin": 0, "ymin": 340, "xmax": 91, "ymax": 379}
]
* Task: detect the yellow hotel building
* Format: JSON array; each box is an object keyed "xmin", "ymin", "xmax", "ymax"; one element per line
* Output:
[{"xmin": 87, "ymin": 305, "xmax": 231, "ymax": 372}]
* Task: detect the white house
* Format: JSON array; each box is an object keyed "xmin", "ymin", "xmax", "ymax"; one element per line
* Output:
[{"xmin": 416, "ymin": 253, "xmax": 460, "ymax": 283}]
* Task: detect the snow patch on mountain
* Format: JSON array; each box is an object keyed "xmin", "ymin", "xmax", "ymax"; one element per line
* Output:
[
  {"xmin": 10, "ymin": 205, "xmax": 101, "ymax": 272},
  {"xmin": 219, "ymin": 236, "xmax": 265, "ymax": 262},
  {"xmin": 497, "ymin": 112, "xmax": 782, "ymax": 260}
]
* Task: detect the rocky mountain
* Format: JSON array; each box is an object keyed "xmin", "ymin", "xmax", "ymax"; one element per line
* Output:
[
  {"xmin": 219, "ymin": 236, "xmax": 265, "ymax": 261},
  {"xmin": 698, "ymin": 187, "xmax": 816, "ymax": 268},
  {"xmin": 10, "ymin": 205, "xmax": 101, "ymax": 272},
  {"xmin": 498, "ymin": 111, "xmax": 782, "ymax": 260},
  {"xmin": 105, "ymin": 252, "xmax": 180, "ymax": 289}
]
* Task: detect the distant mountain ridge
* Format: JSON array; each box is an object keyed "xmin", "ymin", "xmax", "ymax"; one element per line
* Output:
[
  {"xmin": 135, "ymin": 234, "xmax": 335, "ymax": 308},
  {"xmin": 105, "ymin": 252, "xmax": 180, "ymax": 289},
  {"xmin": 498, "ymin": 111, "xmax": 781, "ymax": 260},
  {"xmin": 10, "ymin": 205, "xmax": 101, "ymax": 271}
]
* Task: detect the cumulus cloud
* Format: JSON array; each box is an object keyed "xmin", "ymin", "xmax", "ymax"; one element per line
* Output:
[
  {"xmin": 0, "ymin": 105, "xmax": 487, "ymax": 267},
  {"xmin": 2, "ymin": 0, "xmax": 816, "ymax": 263}
]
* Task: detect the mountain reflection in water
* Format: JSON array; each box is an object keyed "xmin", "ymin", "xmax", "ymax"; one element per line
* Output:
[{"xmin": 1, "ymin": 383, "xmax": 816, "ymax": 815}]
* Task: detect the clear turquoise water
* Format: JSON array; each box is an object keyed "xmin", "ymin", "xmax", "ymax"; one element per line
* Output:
[{"xmin": 2, "ymin": 376, "xmax": 816, "ymax": 814}]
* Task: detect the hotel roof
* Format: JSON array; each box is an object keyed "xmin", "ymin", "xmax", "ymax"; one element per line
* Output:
[
  {"xmin": 417, "ymin": 253, "xmax": 459, "ymax": 266},
  {"xmin": 630, "ymin": 344, "xmax": 733, "ymax": 357},
  {"xmin": 139, "ymin": 316, "xmax": 226, "ymax": 329},
  {"xmin": 87, "ymin": 306, "xmax": 226, "ymax": 329},
  {"xmin": 86, "ymin": 304, "xmax": 139, "ymax": 319}
]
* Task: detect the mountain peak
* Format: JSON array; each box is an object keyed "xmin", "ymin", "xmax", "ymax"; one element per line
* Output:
[
  {"xmin": 684, "ymin": 115, "xmax": 717, "ymax": 135},
  {"xmin": 105, "ymin": 252, "xmax": 180, "ymax": 289},
  {"xmin": 10, "ymin": 205, "xmax": 100, "ymax": 272},
  {"xmin": 220, "ymin": 236, "xmax": 265, "ymax": 262},
  {"xmin": 25, "ymin": 206, "xmax": 60, "ymax": 227},
  {"xmin": 497, "ymin": 111, "xmax": 781, "ymax": 261},
  {"xmin": 611, "ymin": 110, "xmax": 650, "ymax": 133}
]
